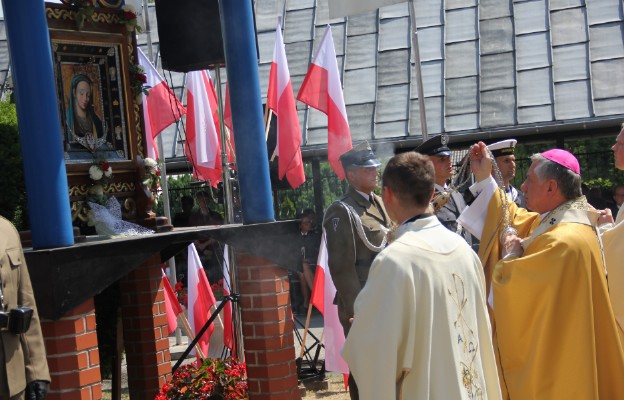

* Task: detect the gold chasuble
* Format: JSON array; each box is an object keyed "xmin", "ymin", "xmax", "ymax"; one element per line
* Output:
[{"xmin": 481, "ymin": 191, "xmax": 624, "ymax": 399}]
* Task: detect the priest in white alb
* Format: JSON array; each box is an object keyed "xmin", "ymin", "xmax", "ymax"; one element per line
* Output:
[
  {"xmin": 598, "ymin": 125, "xmax": 624, "ymax": 347},
  {"xmin": 342, "ymin": 152, "xmax": 501, "ymax": 400}
]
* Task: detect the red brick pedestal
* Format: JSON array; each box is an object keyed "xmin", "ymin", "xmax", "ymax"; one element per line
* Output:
[
  {"xmin": 237, "ymin": 253, "xmax": 300, "ymax": 400},
  {"xmin": 120, "ymin": 255, "xmax": 172, "ymax": 398},
  {"xmin": 41, "ymin": 299, "xmax": 102, "ymax": 400}
]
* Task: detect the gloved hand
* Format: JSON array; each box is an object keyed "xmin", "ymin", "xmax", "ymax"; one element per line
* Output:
[{"xmin": 25, "ymin": 380, "xmax": 49, "ymax": 400}]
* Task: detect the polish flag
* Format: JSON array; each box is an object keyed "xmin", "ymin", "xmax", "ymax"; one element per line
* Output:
[
  {"xmin": 137, "ymin": 49, "xmax": 186, "ymax": 158},
  {"xmin": 161, "ymin": 269, "xmax": 183, "ymax": 335},
  {"xmin": 310, "ymin": 231, "xmax": 349, "ymax": 374},
  {"xmin": 223, "ymin": 245, "xmax": 235, "ymax": 355},
  {"xmin": 297, "ymin": 25, "xmax": 353, "ymax": 179},
  {"xmin": 185, "ymin": 70, "xmax": 223, "ymax": 187},
  {"xmin": 267, "ymin": 20, "xmax": 305, "ymax": 189},
  {"xmin": 187, "ymin": 244, "xmax": 220, "ymax": 359},
  {"xmin": 223, "ymin": 84, "xmax": 236, "ymax": 156}
]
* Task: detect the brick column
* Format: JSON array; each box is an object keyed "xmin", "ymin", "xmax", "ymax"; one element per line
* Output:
[
  {"xmin": 120, "ymin": 255, "xmax": 171, "ymax": 399},
  {"xmin": 41, "ymin": 299, "xmax": 102, "ymax": 400},
  {"xmin": 237, "ymin": 253, "xmax": 300, "ymax": 400}
]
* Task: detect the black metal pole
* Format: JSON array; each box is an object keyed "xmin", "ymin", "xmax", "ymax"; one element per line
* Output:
[{"xmin": 172, "ymin": 294, "xmax": 240, "ymax": 372}]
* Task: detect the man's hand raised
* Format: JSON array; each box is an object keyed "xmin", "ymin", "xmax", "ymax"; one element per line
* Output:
[{"xmin": 469, "ymin": 141, "xmax": 493, "ymax": 183}]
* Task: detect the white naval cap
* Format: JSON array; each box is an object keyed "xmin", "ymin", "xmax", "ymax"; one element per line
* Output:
[{"xmin": 487, "ymin": 139, "xmax": 517, "ymax": 157}]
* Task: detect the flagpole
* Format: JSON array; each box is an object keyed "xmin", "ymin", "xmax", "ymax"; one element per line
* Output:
[
  {"xmin": 214, "ymin": 67, "xmax": 234, "ymax": 225},
  {"xmin": 214, "ymin": 67, "xmax": 244, "ymax": 361},
  {"xmin": 142, "ymin": 0, "xmax": 182, "ymax": 345},
  {"xmin": 408, "ymin": 0, "xmax": 428, "ymax": 141}
]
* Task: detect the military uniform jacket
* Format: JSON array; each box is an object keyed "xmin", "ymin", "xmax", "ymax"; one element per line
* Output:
[
  {"xmin": 323, "ymin": 187, "xmax": 390, "ymax": 335},
  {"xmin": 0, "ymin": 216, "xmax": 50, "ymax": 397},
  {"xmin": 508, "ymin": 184, "xmax": 526, "ymax": 209},
  {"xmin": 434, "ymin": 184, "xmax": 467, "ymax": 233}
]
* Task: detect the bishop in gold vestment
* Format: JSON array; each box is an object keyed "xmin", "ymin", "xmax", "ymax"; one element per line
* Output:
[{"xmin": 459, "ymin": 144, "xmax": 624, "ymax": 399}]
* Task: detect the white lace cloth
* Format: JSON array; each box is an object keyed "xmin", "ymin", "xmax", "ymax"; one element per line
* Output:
[{"xmin": 88, "ymin": 197, "xmax": 154, "ymax": 237}]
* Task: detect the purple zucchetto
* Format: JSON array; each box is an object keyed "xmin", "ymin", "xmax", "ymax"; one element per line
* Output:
[{"xmin": 541, "ymin": 149, "xmax": 580, "ymax": 175}]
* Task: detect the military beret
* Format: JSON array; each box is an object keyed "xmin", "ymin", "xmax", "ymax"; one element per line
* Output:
[{"xmin": 340, "ymin": 141, "xmax": 381, "ymax": 168}]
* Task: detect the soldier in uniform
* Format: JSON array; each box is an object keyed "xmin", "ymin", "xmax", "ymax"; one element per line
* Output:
[
  {"xmin": 0, "ymin": 216, "xmax": 50, "ymax": 400},
  {"xmin": 322, "ymin": 141, "xmax": 390, "ymax": 400},
  {"xmin": 414, "ymin": 134, "xmax": 472, "ymax": 245},
  {"xmin": 487, "ymin": 139, "xmax": 527, "ymax": 208}
]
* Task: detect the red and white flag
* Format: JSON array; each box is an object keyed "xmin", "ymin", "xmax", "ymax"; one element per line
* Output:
[
  {"xmin": 161, "ymin": 269, "xmax": 183, "ymax": 336},
  {"xmin": 185, "ymin": 70, "xmax": 223, "ymax": 187},
  {"xmin": 138, "ymin": 49, "xmax": 186, "ymax": 159},
  {"xmin": 310, "ymin": 231, "xmax": 349, "ymax": 374},
  {"xmin": 222, "ymin": 245, "xmax": 235, "ymax": 355},
  {"xmin": 267, "ymin": 20, "xmax": 305, "ymax": 189},
  {"xmin": 187, "ymin": 244, "xmax": 220, "ymax": 359},
  {"xmin": 223, "ymin": 84, "xmax": 237, "ymax": 157},
  {"xmin": 297, "ymin": 25, "xmax": 353, "ymax": 180}
]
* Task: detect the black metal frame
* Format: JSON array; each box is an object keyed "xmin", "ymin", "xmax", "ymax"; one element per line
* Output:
[{"xmin": 172, "ymin": 294, "xmax": 240, "ymax": 372}]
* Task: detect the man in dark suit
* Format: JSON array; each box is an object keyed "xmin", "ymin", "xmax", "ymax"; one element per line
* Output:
[
  {"xmin": 0, "ymin": 216, "xmax": 50, "ymax": 400},
  {"xmin": 322, "ymin": 141, "xmax": 391, "ymax": 400},
  {"xmin": 415, "ymin": 134, "xmax": 473, "ymax": 246}
]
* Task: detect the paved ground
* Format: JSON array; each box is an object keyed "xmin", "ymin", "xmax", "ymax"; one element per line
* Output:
[{"xmin": 101, "ymin": 308, "xmax": 332, "ymax": 397}]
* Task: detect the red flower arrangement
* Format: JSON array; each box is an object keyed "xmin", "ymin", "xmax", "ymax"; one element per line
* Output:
[
  {"xmin": 174, "ymin": 281, "xmax": 188, "ymax": 308},
  {"xmin": 155, "ymin": 357, "xmax": 248, "ymax": 400},
  {"xmin": 119, "ymin": 5, "xmax": 143, "ymax": 33},
  {"xmin": 129, "ymin": 64, "xmax": 150, "ymax": 98}
]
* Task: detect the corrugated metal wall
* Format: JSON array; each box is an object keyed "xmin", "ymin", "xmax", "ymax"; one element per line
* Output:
[{"xmin": 1, "ymin": 0, "xmax": 623, "ymax": 160}]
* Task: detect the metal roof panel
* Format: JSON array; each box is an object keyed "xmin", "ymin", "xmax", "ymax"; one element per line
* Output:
[
  {"xmin": 481, "ymin": 52, "xmax": 515, "ymax": 91},
  {"xmin": 554, "ymin": 80, "xmax": 592, "ymax": 119},
  {"xmin": 481, "ymin": 88, "xmax": 516, "ymax": 128},
  {"xmin": 376, "ymin": 84, "xmax": 409, "ymax": 122},
  {"xmin": 378, "ymin": 50, "xmax": 410, "ymax": 86}
]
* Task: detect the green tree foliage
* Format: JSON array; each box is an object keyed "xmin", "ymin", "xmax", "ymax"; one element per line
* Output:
[
  {"xmin": 0, "ymin": 100, "xmax": 28, "ymax": 230},
  {"xmin": 511, "ymin": 136, "xmax": 624, "ymax": 197}
]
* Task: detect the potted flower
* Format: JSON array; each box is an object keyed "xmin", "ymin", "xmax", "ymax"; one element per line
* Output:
[{"xmin": 155, "ymin": 357, "xmax": 248, "ymax": 400}]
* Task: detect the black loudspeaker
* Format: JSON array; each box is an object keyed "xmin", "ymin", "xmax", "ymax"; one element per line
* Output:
[{"xmin": 154, "ymin": 0, "xmax": 225, "ymax": 72}]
